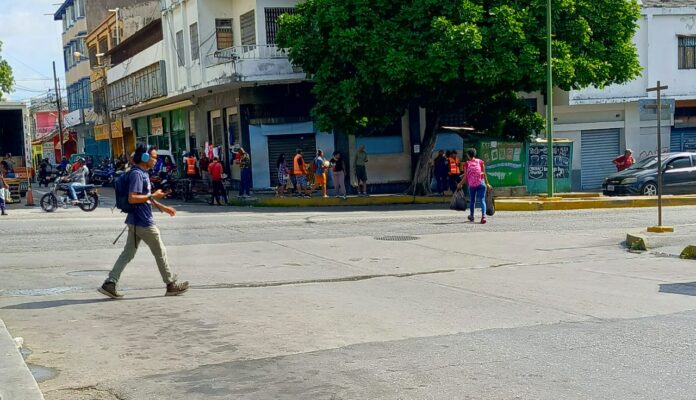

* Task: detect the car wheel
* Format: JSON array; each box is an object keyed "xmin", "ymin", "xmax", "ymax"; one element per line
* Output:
[{"xmin": 641, "ymin": 182, "xmax": 658, "ymax": 196}]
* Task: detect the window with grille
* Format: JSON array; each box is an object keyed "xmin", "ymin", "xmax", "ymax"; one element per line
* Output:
[
  {"xmin": 176, "ymin": 30, "xmax": 185, "ymax": 66},
  {"xmin": 265, "ymin": 8, "xmax": 295, "ymax": 45},
  {"xmin": 240, "ymin": 11, "xmax": 256, "ymax": 46},
  {"xmin": 189, "ymin": 23, "xmax": 199, "ymax": 61},
  {"xmin": 215, "ymin": 19, "xmax": 233, "ymax": 50},
  {"xmin": 88, "ymin": 45, "xmax": 98, "ymax": 68},
  {"xmin": 679, "ymin": 36, "xmax": 696, "ymax": 69},
  {"xmin": 98, "ymin": 37, "xmax": 108, "ymax": 55}
]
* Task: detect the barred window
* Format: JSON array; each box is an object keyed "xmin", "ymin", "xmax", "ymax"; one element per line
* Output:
[
  {"xmin": 679, "ymin": 36, "xmax": 696, "ymax": 70},
  {"xmin": 176, "ymin": 30, "xmax": 185, "ymax": 66},
  {"xmin": 265, "ymin": 7, "xmax": 295, "ymax": 45},
  {"xmin": 215, "ymin": 19, "xmax": 233, "ymax": 50},
  {"xmin": 189, "ymin": 23, "xmax": 199, "ymax": 61},
  {"xmin": 240, "ymin": 10, "xmax": 256, "ymax": 46}
]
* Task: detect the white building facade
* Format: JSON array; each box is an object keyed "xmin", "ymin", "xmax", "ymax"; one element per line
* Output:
[{"xmin": 546, "ymin": 0, "xmax": 696, "ymax": 190}]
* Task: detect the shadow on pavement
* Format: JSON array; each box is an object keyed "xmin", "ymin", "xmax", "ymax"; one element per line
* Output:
[
  {"xmin": 2, "ymin": 296, "xmax": 160, "ymax": 310},
  {"xmin": 658, "ymin": 282, "xmax": 696, "ymax": 296}
]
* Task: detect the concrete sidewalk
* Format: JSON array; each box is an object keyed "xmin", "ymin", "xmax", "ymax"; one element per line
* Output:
[
  {"xmin": 0, "ymin": 320, "xmax": 44, "ymax": 400},
  {"xmin": 228, "ymin": 192, "xmax": 696, "ymax": 211}
]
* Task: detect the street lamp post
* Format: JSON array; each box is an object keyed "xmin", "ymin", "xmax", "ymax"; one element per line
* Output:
[{"xmin": 546, "ymin": 0, "xmax": 554, "ymax": 198}]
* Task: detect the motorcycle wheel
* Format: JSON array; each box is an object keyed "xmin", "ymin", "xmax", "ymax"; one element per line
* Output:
[
  {"xmin": 79, "ymin": 192, "xmax": 99, "ymax": 212},
  {"xmin": 40, "ymin": 193, "xmax": 58, "ymax": 212}
]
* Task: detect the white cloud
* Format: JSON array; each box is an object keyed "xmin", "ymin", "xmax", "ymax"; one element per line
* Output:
[{"xmin": 0, "ymin": 0, "xmax": 66, "ymax": 101}]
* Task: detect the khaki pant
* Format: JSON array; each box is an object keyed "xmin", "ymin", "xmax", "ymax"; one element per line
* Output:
[{"xmin": 108, "ymin": 225, "xmax": 174, "ymax": 284}]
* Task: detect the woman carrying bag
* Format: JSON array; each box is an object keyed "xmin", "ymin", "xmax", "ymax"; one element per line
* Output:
[{"xmin": 458, "ymin": 148, "xmax": 492, "ymax": 224}]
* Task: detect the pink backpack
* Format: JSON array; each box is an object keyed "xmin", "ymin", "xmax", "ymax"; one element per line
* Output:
[{"xmin": 465, "ymin": 159, "xmax": 484, "ymax": 188}]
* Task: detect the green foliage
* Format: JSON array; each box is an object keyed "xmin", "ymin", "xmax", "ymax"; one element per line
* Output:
[
  {"xmin": 0, "ymin": 41, "xmax": 14, "ymax": 98},
  {"xmin": 277, "ymin": 0, "xmax": 641, "ymax": 138}
]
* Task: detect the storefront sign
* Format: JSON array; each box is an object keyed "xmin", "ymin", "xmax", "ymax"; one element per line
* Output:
[
  {"xmin": 95, "ymin": 124, "xmax": 110, "ymax": 141},
  {"xmin": 64, "ymin": 109, "xmax": 84, "ymax": 128},
  {"xmin": 43, "ymin": 143, "xmax": 56, "ymax": 164},
  {"xmin": 111, "ymin": 120, "xmax": 123, "ymax": 138},
  {"xmin": 151, "ymin": 117, "xmax": 163, "ymax": 136}
]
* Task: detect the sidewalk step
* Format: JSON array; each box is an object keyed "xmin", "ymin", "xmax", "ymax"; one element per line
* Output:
[{"xmin": 0, "ymin": 320, "xmax": 44, "ymax": 400}]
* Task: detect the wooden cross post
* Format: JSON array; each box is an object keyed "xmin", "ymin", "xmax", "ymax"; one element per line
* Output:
[{"xmin": 646, "ymin": 81, "xmax": 671, "ymax": 232}]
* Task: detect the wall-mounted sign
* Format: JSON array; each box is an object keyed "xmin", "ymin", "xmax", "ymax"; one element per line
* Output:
[
  {"xmin": 64, "ymin": 109, "xmax": 84, "ymax": 128},
  {"xmin": 111, "ymin": 120, "xmax": 123, "ymax": 138},
  {"xmin": 151, "ymin": 117, "xmax": 163, "ymax": 136},
  {"xmin": 95, "ymin": 124, "xmax": 110, "ymax": 141}
]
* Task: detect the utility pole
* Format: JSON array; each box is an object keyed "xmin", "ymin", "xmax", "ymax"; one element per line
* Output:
[
  {"xmin": 646, "ymin": 81, "xmax": 670, "ymax": 233},
  {"xmin": 52, "ymin": 61, "xmax": 65, "ymax": 158},
  {"xmin": 546, "ymin": 0, "xmax": 554, "ymax": 198}
]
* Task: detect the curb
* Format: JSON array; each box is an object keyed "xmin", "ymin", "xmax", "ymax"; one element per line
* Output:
[
  {"xmin": 228, "ymin": 194, "xmax": 696, "ymax": 211},
  {"xmin": 0, "ymin": 320, "xmax": 44, "ymax": 400}
]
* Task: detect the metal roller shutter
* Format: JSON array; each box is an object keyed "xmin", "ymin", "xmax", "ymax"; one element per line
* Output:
[
  {"xmin": 671, "ymin": 128, "xmax": 696, "ymax": 152},
  {"xmin": 581, "ymin": 129, "xmax": 620, "ymax": 190},
  {"xmin": 267, "ymin": 134, "xmax": 316, "ymax": 187}
]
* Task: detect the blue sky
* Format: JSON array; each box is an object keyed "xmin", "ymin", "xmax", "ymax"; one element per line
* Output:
[{"xmin": 0, "ymin": 0, "xmax": 66, "ymax": 102}]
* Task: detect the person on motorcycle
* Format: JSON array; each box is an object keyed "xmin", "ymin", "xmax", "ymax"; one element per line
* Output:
[{"xmin": 65, "ymin": 158, "xmax": 89, "ymax": 204}]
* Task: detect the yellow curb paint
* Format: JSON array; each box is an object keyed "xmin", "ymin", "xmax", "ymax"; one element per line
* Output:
[
  {"xmin": 229, "ymin": 194, "xmax": 696, "ymax": 211},
  {"xmin": 647, "ymin": 226, "xmax": 674, "ymax": 233}
]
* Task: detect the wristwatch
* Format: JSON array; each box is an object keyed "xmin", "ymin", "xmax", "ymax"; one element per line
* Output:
[{"xmin": 148, "ymin": 194, "xmax": 153, "ymax": 201}]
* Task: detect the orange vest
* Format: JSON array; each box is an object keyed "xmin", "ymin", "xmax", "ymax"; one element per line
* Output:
[
  {"xmin": 448, "ymin": 157, "xmax": 460, "ymax": 175},
  {"xmin": 293, "ymin": 154, "xmax": 306, "ymax": 175},
  {"xmin": 186, "ymin": 157, "xmax": 196, "ymax": 176}
]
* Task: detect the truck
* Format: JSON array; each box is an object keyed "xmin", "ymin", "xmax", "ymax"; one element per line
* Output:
[{"xmin": 0, "ymin": 101, "xmax": 33, "ymax": 201}]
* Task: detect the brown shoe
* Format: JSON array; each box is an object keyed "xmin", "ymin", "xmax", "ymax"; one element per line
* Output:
[
  {"xmin": 98, "ymin": 281, "xmax": 124, "ymax": 299},
  {"xmin": 165, "ymin": 281, "xmax": 189, "ymax": 296}
]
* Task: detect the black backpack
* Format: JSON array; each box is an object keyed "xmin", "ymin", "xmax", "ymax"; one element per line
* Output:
[{"xmin": 114, "ymin": 170, "xmax": 134, "ymax": 213}]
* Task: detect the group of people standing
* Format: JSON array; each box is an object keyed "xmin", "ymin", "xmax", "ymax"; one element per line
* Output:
[{"xmin": 276, "ymin": 145, "xmax": 367, "ymax": 199}]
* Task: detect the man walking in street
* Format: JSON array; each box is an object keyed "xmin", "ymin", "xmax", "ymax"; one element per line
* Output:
[
  {"xmin": 613, "ymin": 149, "xmax": 635, "ymax": 172},
  {"xmin": 208, "ymin": 156, "xmax": 227, "ymax": 205},
  {"xmin": 98, "ymin": 144, "xmax": 188, "ymax": 299},
  {"xmin": 354, "ymin": 144, "xmax": 369, "ymax": 196}
]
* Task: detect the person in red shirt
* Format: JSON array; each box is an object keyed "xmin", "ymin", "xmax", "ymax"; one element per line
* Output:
[
  {"xmin": 613, "ymin": 149, "xmax": 635, "ymax": 172},
  {"xmin": 207, "ymin": 157, "xmax": 227, "ymax": 205}
]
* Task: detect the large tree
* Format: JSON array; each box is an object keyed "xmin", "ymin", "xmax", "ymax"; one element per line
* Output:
[
  {"xmin": 278, "ymin": 0, "xmax": 641, "ymax": 194},
  {"xmin": 0, "ymin": 41, "xmax": 14, "ymax": 100}
]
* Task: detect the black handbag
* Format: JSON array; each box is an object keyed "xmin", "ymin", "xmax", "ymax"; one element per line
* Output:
[
  {"xmin": 449, "ymin": 189, "xmax": 468, "ymax": 211},
  {"xmin": 485, "ymin": 188, "xmax": 495, "ymax": 216}
]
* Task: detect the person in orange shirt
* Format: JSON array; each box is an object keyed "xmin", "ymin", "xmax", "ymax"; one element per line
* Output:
[
  {"xmin": 448, "ymin": 150, "xmax": 461, "ymax": 194},
  {"xmin": 293, "ymin": 148, "xmax": 310, "ymax": 198}
]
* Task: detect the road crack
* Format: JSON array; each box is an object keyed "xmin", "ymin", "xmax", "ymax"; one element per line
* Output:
[{"xmin": 193, "ymin": 269, "xmax": 455, "ymax": 290}]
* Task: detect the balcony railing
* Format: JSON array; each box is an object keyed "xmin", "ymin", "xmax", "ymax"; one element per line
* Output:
[{"xmin": 212, "ymin": 45, "xmax": 290, "ymax": 62}]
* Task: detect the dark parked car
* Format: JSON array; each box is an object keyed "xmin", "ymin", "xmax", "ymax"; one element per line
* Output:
[{"xmin": 603, "ymin": 152, "xmax": 696, "ymax": 196}]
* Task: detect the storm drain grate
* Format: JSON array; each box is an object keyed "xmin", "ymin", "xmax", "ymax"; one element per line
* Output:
[{"xmin": 374, "ymin": 235, "xmax": 420, "ymax": 242}]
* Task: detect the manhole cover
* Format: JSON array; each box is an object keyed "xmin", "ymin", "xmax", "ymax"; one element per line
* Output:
[
  {"xmin": 374, "ymin": 235, "xmax": 419, "ymax": 241},
  {"xmin": 66, "ymin": 270, "xmax": 109, "ymax": 277}
]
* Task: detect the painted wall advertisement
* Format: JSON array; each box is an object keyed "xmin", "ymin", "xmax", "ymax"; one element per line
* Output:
[
  {"xmin": 528, "ymin": 143, "xmax": 571, "ymax": 180},
  {"xmin": 477, "ymin": 141, "xmax": 525, "ymax": 187},
  {"xmin": 151, "ymin": 117, "xmax": 163, "ymax": 136}
]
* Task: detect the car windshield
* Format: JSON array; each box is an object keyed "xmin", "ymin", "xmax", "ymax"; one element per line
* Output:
[{"xmin": 628, "ymin": 156, "xmax": 657, "ymax": 170}]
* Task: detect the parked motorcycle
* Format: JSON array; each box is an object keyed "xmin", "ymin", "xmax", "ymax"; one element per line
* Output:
[
  {"xmin": 40, "ymin": 178, "xmax": 99, "ymax": 212},
  {"xmin": 91, "ymin": 161, "xmax": 116, "ymax": 187}
]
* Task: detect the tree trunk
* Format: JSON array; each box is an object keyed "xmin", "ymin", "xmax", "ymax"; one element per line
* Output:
[{"xmin": 405, "ymin": 110, "xmax": 440, "ymax": 196}]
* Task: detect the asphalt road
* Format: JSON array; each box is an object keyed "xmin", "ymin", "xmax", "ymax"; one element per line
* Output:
[{"xmin": 2, "ymin": 198, "xmax": 696, "ymax": 399}]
